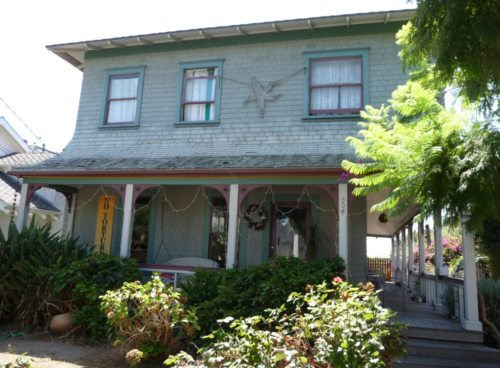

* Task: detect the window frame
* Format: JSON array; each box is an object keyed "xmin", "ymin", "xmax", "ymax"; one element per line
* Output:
[
  {"xmin": 303, "ymin": 48, "xmax": 369, "ymax": 121},
  {"xmin": 175, "ymin": 59, "xmax": 224, "ymax": 127},
  {"xmin": 208, "ymin": 196, "xmax": 228, "ymax": 267},
  {"xmin": 99, "ymin": 66, "xmax": 145, "ymax": 130}
]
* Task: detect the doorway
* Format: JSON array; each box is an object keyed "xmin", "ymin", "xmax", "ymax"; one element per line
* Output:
[{"xmin": 130, "ymin": 197, "xmax": 152, "ymax": 263}]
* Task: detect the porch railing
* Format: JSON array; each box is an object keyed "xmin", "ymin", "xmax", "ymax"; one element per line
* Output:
[
  {"xmin": 367, "ymin": 257, "xmax": 392, "ymax": 281},
  {"xmin": 138, "ymin": 263, "xmax": 224, "ymax": 289}
]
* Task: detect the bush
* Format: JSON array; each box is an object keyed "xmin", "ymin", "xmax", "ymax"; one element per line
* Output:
[
  {"xmin": 101, "ymin": 273, "xmax": 198, "ymax": 362},
  {"xmin": 478, "ymin": 278, "xmax": 500, "ymax": 345},
  {"xmin": 50, "ymin": 252, "xmax": 142, "ymax": 340},
  {"xmin": 477, "ymin": 220, "xmax": 500, "ymax": 279},
  {"xmin": 0, "ymin": 221, "xmax": 92, "ymax": 327},
  {"xmin": 181, "ymin": 256, "xmax": 346, "ymax": 340},
  {"xmin": 167, "ymin": 280, "xmax": 407, "ymax": 368}
]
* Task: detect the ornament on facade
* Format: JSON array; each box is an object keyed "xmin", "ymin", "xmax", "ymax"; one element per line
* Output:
[
  {"xmin": 244, "ymin": 77, "xmax": 281, "ymax": 117},
  {"xmin": 243, "ymin": 204, "xmax": 267, "ymax": 230}
]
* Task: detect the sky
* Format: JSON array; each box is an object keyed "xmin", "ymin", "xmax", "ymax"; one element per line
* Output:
[{"xmin": 0, "ymin": 0, "xmax": 415, "ymax": 152}]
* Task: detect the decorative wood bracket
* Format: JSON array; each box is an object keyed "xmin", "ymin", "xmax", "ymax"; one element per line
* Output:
[
  {"xmin": 25, "ymin": 183, "xmax": 47, "ymax": 207},
  {"xmin": 132, "ymin": 185, "xmax": 161, "ymax": 209},
  {"xmin": 237, "ymin": 185, "xmax": 270, "ymax": 210},
  {"xmin": 102, "ymin": 185, "xmax": 127, "ymax": 205},
  {"xmin": 203, "ymin": 185, "xmax": 231, "ymax": 207}
]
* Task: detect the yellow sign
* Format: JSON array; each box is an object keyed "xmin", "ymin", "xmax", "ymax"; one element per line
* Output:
[{"xmin": 94, "ymin": 196, "xmax": 116, "ymax": 254}]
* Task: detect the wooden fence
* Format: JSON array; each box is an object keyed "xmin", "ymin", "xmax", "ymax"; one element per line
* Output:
[{"xmin": 367, "ymin": 257, "xmax": 392, "ymax": 281}]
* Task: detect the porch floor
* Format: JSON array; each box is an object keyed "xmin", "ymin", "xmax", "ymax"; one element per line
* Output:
[{"xmin": 381, "ymin": 282, "xmax": 482, "ymax": 342}]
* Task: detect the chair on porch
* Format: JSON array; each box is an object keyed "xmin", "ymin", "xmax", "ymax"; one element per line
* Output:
[
  {"xmin": 161, "ymin": 257, "xmax": 220, "ymax": 289},
  {"xmin": 367, "ymin": 266, "xmax": 386, "ymax": 307}
]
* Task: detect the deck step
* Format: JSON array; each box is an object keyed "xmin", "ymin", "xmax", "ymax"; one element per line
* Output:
[
  {"xmin": 404, "ymin": 326, "xmax": 484, "ymax": 343},
  {"xmin": 393, "ymin": 355, "xmax": 500, "ymax": 368},
  {"xmin": 405, "ymin": 339, "xmax": 500, "ymax": 363}
]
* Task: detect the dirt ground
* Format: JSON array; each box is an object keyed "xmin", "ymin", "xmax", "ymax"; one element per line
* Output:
[{"xmin": 0, "ymin": 335, "xmax": 167, "ymax": 368}]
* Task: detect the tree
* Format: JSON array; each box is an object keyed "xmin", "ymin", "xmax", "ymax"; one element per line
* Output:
[
  {"xmin": 342, "ymin": 80, "xmax": 500, "ymax": 232},
  {"xmin": 398, "ymin": 0, "xmax": 500, "ymax": 116}
]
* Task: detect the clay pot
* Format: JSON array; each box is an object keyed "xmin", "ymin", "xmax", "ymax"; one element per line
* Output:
[{"xmin": 50, "ymin": 312, "xmax": 74, "ymax": 333}]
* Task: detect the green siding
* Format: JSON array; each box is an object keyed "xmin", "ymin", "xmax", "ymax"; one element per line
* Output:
[{"xmin": 85, "ymin": 22, "xmax": 406, "ymax": 61}]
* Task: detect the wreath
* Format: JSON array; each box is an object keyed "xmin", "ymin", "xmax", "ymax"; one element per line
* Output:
[{"xmin": 244, "ymin": 205, "xmax": 267, "ymax": 230}]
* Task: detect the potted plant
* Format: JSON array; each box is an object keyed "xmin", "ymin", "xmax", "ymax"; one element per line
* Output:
[
  {"xmin": 416, "ymin": 294, "xmax": 422, "ymax": 303},
  {"xmin": 411, "ymin": 295, "xmax": 415, "ymax": 301},
  {"xmin": 421, "ymin": 294, "xmax": 427, "ymax": 303}
]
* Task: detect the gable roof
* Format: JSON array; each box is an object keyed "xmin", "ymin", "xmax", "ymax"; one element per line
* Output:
[
  {"xmin": 47, "ymin": 9, "xmax": 415, "ymax": 71},
  {"xmin": 0, "ymin": 150, "xmax": 56, "ymax": 167},
  {"xmin": 0, "ymin": 172, "xmax": 60, "ymax": 213}
]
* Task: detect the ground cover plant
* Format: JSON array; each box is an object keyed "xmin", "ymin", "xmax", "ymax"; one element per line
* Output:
[
  {"xmin": 101, "ymin": 274, "xmax": 198, "ymax": 364},
  {"xmin": 0, "ymin": 222, "xmax": 92, "ymax": 327},
  {"xmin": 166, "ymin": 279, "xmax": 407, "ymax": 368},
  {"xmin": 50, "ymin": 252, "xmax": 142, "ymax": 340},
  {"xmin": 180, "ymin": 256, "xmax": 346, "ymax": 341}
]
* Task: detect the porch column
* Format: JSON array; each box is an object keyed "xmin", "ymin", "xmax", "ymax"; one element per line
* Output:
[
  {"xmin": 418, "ymin": 221, "xmax": 426, "ymax": 296},
  {"xmin": 226, "ymin": 184, "xmax": 239, "ymax": 269},
  {"xmin": 402, "ymin": 228, "xmax": 407, "ymax": 285},
  {"xmin": 396, "ymin": 232, "xmax": 401, "ymax": 271},
  {"xmin": 408, "ymin": 222, "xmax": 414, "ymax": 275},
  {"xmin": 120, "ymin": 184, "xmax": 134, "ymax": 257},
  {"xmin": 461, "ymin": 213, "xmax": 482, "ymax": 331},
  {"xmin": 65, "ymin": 193, "xmax": 78, "ymax": 236},
  {"xmin": 391, "ymin": 236, "xmax": 397, "ymax": 274},
  {"xmin": 434, "ymin": 211, "xmax": 445, "ymax": 275},
  {"xmin": 16, "ymin": 183, "xmax": 29, "ymax": 232},
  {"xmin": 338, "ymin": 183, "xmax": 349, "ymax": 280}
]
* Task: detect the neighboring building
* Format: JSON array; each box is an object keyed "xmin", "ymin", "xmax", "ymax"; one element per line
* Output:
[{"xmin": 0, "ymin": 117, "xmax": 65, "ymax": 235}]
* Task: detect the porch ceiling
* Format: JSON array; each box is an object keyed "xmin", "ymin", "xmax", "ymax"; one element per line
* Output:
[{"xmin": 366, "ymin": 188, "xmax": 420, "ymax": 237}]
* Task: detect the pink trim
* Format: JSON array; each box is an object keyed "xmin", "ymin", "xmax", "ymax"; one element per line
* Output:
[
  {"xmin": 132, "ymin": 184, "xmax": 161, "ymax": 209},
  {"xmin": 102, "ymin": 184, "xmax": 127, "ymax": 204},
  {"xmin": 237, "ymin": 185, "xmax": 270, "ymax": 210},
  {"xmin": 203, "ymin": 185, "xmax": 230, "ymax": 207},
  {"xmin": 25, "ymin": 183, "xmax": 47, "ymax": 207}
]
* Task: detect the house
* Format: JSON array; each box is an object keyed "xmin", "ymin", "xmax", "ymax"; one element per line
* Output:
[
  {"xmin": 0, "ymin": 117, "xmax": 66, "ymax": 235},
  {"xmin": 9, "ymin": 9, "xmax": 483, "ymax": 335}
]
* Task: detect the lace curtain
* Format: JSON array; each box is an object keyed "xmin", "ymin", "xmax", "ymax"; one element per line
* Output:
[
  {"xmin": 183, "ymin": 68, "xmax": 217, "ymax": 121},
  {"xmin": 108, "ymin": 77, "xmax": 138, "ymax": 123},
  {"xmin": 311, "ymin": 59, "xmax": 361, "ymax": 111}
]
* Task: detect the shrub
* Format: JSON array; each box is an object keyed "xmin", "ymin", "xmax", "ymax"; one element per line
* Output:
[
  {"xmin": 167, "ymin": 280, "xmax": 407, "ymax": 368},
  {"xmin": 101, "ymin": 273, "xmax": 198, "ymax": 361},
  {"xmin": 0, "ymin": 221, "xmax": 92, "ymax": 327},
  {"xmin": 477, "ymin": 220, "xmax": 500, "ymax": 279},
  {"xmin": 181, "ymin": 256, "xmax": 346, "ymax": 340},
  {"xmin": 477, "ymin": 278, "xmax": 500, "ymax": 345},
  {"xmin": 50, "ymin": 252, "xmax": 142, "ymax": 340}
]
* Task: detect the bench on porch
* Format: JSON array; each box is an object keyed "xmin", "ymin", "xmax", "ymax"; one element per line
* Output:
[{"xmin": 138, "ymin": 257, "xmax": 224, "ymax": 289}]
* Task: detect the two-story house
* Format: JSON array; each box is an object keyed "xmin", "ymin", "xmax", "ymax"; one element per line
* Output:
[{"xmin": 11, "ymin": 10, "xmax": 419, "ymax": 286}]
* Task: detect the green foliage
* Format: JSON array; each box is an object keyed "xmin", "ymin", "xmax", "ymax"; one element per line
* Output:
[
  {"xmin": 398, "ymin": 1, "xmax": 500, "ymax": 116},
  {"xmin": 167, "ymin": 281, "xmax": 407, "ymax": 368},
  {"xmin": 477, "ymin": 220, "xmax": 500, "ymax": 279},
  {"xmin": 440, "ymin": 285, "xmax": 458, "ymax": 316},
  {"xmin": 477, "ymin": 279, "xmax": 500, "ymax": 341},
  {"xmin": 101, "ymin": 273, "xmax": 199, "ymax": 361},
  {"xmin": 181, "ymin": 256, "xmax": 346, "ymax": 341},
  {"xmin": 49, "ymin": 252, "xmax": 142, "ymax": 340},
  {"xmin": 0, "ymin": 221, "xmax": 92, "ymax": 327},
  {"xmin": 342, "ymin": 81, "xmax": 500, "ymax": 232}
]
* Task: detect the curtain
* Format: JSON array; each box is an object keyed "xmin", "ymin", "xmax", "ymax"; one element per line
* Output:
[
  {"xmin": 311, "ymin": 59, "xmax": 361, "ymax": 111},
  {"xmin": 183, "ymin": 68, "xmax": 217, "ymax": 121},
  {"xmin": 108, "ymin": 77, "xmax": 138, "ymax": 123}
]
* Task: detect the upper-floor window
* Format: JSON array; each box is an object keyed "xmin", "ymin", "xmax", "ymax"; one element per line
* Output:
[
  {"xmin": 99, "ymin": 66, "xmax": 145, "ymax": 130},
  {"xmin": 182, "ymin": 68, "xmax": 218, "ymax": 122},
  {"xmin": 303, "ymin": 48, "xmax": 369, "ymax": 120},
  {"xmin": 175, "ymin": 59, "xmax": 224, "ymax": 126},
  {"xmin": 309, "ymin": 57, "xmax": 362, "ymax": 114}
]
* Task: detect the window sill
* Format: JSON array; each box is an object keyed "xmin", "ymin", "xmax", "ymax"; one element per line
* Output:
[
  {"xmin": 302, "ymin": 114, "xmax": 362, "ymax": 122},
  {"xmin": 99, "ymin": 124, "xmax": 139, "ymax": 131},
  {"xmin": 174, "ymin": 120, "xmax": 220, "ymax": 127}
]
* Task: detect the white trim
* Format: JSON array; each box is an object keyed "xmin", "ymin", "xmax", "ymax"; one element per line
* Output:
[
  {"xmin": 120, "ymin": 184, "xmax": 134, "ymax": 257},
  {"xmin": 16, "ymin": 183, "xmax": 29, "ymax": 231},
  {"xmin": 338, "ymin": 183, "xmax": 348, "ymax": 280},
  {"xmin": 225, "ymin": 184, "xmax": 239, "ymax": 269}
]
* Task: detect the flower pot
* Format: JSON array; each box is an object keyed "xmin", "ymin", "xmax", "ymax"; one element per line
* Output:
[
  {"xmin": 422, "ymin": 296, "xmax": 427, "ymax": 303},
  {"xmin": 411, "ymin": 296, "xmax": 415, "ymax": 301},
  {"xmin": 416, "ymin": 297, "xmax": 422, "ymax": 303},
  {"xmin": 50, "ymin": 312, "xmax": 74, "ymax": 333}
]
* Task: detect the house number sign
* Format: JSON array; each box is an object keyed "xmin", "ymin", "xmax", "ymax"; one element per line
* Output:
[
  {"xmin": 94, "ymin": 196, "xmax": 116, "ymax": 254},
  {"xmin": 341, "ymin": 196, "xmax": 346, "ymax": 216}
]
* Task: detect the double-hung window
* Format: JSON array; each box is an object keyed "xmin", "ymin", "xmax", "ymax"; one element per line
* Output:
[
  {"xmin": 99, "ymin": 66, "xmax": 145, "ymax": 129},
  {"xmin": 303, "ymin": 49, "xmax": 369, "ymax": 120},
  {"xmin": 175, "ymin": 60, "xmax": 223, "ymax": 126}
]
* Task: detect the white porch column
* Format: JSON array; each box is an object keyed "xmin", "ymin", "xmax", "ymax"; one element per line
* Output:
[
  {"xmin": 225, "ymin": 184, "xmax": 239, "ymax": 269},
  {"xmin": 402, "ymin": 228, "xmax": 407, "ymax": 285},
  {"xmin": 418, "ymin": 222, "xmax": 425, "ymax": 275},
  {"xmin": 408, "ymin": 222, "xmax": 414, "ymax": 275},
  {"xmin": 391, "ymin": 236, "xmax": 397, "ymax": 273},
  {"xmin": 338, "ymin": 183, "xmax": 349, "ymax": 280},
  {"xmin": 65, "ymin": 193, "xmax": 78, "ymax": 236},
  {"xmin": 396, "ymin": 232, "xmax": 401, "ymax": 271},
  {"xmin": 16, "ymin": 183, "xmax": 29, "ymax": 232},
  {"xmin": 120, "ymin": 184, "xmax": 134, "ymax": 257},
  {"xmin": 461, "ymin": 214, "xmax": 482, "ymax": 331},
  {"xmin": 434, "ymin": 211, "xmax": 444, "ymax": 275}
]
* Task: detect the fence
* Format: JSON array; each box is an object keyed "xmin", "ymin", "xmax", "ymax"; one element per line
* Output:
[{"xmin": 367, "ymin": 257, "xmax": 392, "ymax": 281}]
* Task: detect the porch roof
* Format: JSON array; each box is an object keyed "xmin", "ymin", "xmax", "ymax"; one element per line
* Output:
[{"xmin": 8, "ymin": 153, "xmax": 355, "ymax": 176}]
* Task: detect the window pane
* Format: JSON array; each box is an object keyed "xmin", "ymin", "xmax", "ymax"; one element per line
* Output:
[
  {"xmin": 108, "ymin": 100, "xmax": 137, "ymax": 123},
  {"xmin": 185, "ymin": 78, "xmax": 216, "ymax": 102},
  {"xmin": 311, "ymin": 87, "xmax": 339, "ymax": 110},
  {"xmin": 340, "ymin": 86, "xmax": 362, "ymax": 109},
  {"xmin": 311, "ymin": 59, "xmax": 361, "ymax": 85},
  {"xmin": 183, "ymin": 103, "xmax": 215, "ymax": 121},
  {"xmin": 185, "ymin": 68, "xmax": 218, "ymax": 77},
  {"xmin": 110, "ymin": 77, "xmax": 138, "ymax": 99}
]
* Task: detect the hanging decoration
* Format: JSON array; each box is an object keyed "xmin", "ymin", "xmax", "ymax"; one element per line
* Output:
[
  {"xmin": 220, "ymin": 67, "xmax": 305, "ymax": 117},
  {"xmin": 244, "ymin": 204, "xmax": 267, "ymax": 230}
]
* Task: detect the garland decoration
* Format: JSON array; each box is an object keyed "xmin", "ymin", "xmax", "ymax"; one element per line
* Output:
[{"xmin": 244, "ymin": 205, "xmax": 267, "ymax": 230}]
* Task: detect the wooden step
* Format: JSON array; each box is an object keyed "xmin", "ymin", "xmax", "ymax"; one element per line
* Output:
[
  {"xmin": 405, "ymin": 339, "xmax": 500, "ymax": 363},
  {"xmin": 394, "ymin": 355, "xmax": 500, "ymax": 368},
  {"xmin": 404, "ymin": 326, "xmax": 483, "ymax": 343}
]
